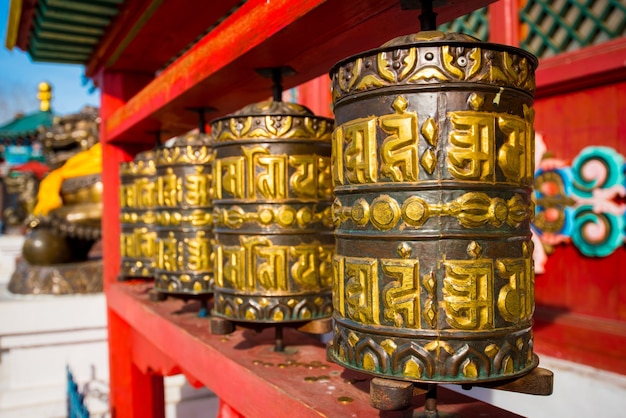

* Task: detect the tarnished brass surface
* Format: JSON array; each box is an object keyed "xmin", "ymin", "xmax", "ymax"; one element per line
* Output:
[
  {"xmin": 153, "ymin": 133, "xmax": 215, "ymax": 295},
  {"xmin": 119, "ymin": 150, "xmax": 157, "ymax": 279},
  {"xmin": 8, "ymin": 258, "xmax": 102, "ymax": 295},
  {"xmin": 328, "ymin": 32, "xmax": 538, "ymax": 383},
  {"xmin": 210, "ymin": 101, "xmax": 335, "ymax": 323},
  {"xmin": 60, "ymin": 173, "xmax": 103, "ymax": 205},
  {"xmin": 41, "ymin": 106, "xmax": 100, "ymax": 169}
]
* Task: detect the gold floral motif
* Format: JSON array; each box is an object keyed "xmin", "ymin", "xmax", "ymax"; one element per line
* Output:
[
  {"xmin": 120, "ymin": 158, "xmax": 156, "ymax": 176},
  {"xmin": 213, "ymin": 292, "xmax": 332, "ymax": 322},
  {"xmin": 329, "ymin": 324, "xmax": 536, "ymax": 382},
  {"xmin": 157, "ymin": 144, "xmax": 214, "ymax": 165},
  {"xmin": 332, "ymin": 45, "xmax": 536, "ymax": 102},
  {"xmin": 212, "ymin": 115, "xmax": 333, "ymax": 142}
]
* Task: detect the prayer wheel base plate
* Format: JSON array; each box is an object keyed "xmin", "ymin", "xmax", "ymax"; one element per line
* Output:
[
  {"xmin": 209, "ymin": 317, "xmax": 332, "ymax": 336},
  {"xmin": 209, "ymin": 316, "xmax": 236, "ymax": 335},
  {"xmin": 150, "ymin": 288, "xmax": 214, "ymax": 318},
  {"xmin": 370, "ymin": 377, "xmax": 415, "ymax": 411},
  {"xmin": 369, "ymin": 367, "xmax": 553, "ymax": 412},
  {"xmin": 148, "ymin": 289, "xmax": 168, "ymax": 302}
]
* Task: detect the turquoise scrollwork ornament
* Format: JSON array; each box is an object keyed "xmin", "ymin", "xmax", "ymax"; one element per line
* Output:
[{"xmin": 533, "ymin": 145, "xmax": 626, "ymax": 259}]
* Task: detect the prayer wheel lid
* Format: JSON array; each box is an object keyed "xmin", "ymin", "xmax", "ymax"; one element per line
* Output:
[
  {"xmin": 213, "ymin": 99, "xmax": 331, "ymax": 123},
  {"xmin": 120, "ymin": 148, "xmax": 156, "ymax": 175},
  {"xmin": 135, "ymin": 148, "xmax": 155, "ymax": 161},
  {"xmin": 331, "ymin": 30, "xmax": 538, "ymax": 76},
  {"xmin": 166, "ymin": 130, "xmax": 211, "ymax": 147},
  {"xmin": 381, "ymin": 30, "xmax": 480, "ymax": 47},
  {"xmin": 330, "ymin": 30, "xmax": 538, "ymax": 102}
]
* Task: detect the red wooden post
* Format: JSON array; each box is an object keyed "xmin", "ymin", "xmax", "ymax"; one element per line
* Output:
[
  {"xmin": 108, "ymin": 309, "xmax": 166, "ymax": 418},
  {"xmin": 488, "ymin": 0, "xmax": 520, "ymax": 46},
  {"xmin": 217, "ymin": 401, "xmax": 245, "ymax": 418},
  {"xmin": 294, "ymin": 75, "xmax": 332, "ymax": 118},
  {"xmin": 99, "ymin": 70, "xmax": 158, "ymax": 418}
]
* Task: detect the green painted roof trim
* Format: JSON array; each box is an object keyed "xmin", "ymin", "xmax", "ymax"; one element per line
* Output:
[
  {"xmin": 25, "ymin": 0, "xmax": 123, "ymax": 64},
  {"xmin": 45, "ymin": 0, "xmax": 121, "ymax": 16},
  {"xmin": 30, "ymin": 37, "xmax": 93, "ymax": 54},
  {"xmin": 35, "ymin": 15, "xmax": 106, "ymax": 36},
  {"xmin": 0, "ymin": 110, "xmax": 54, "ymax": 139},
  {"xmin": 38, "ymin": 4, "xmax": 113, "ymax": 27},
  {"xmin": 31, "ymin": 49, "xmax": 89, "ymax": 61}
]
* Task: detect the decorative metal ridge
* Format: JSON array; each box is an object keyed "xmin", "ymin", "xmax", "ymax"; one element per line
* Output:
[{"xmin": 331, "ymin": 31, "xmax": 538, "ymax": 103}]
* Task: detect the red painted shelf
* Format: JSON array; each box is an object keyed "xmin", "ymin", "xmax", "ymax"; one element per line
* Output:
[{"xmin": 108, "ymin": 282, "xmax": 522, "ymax": 418}]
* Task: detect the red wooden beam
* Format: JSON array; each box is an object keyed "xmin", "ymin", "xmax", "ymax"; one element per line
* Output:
[
  {"xmin": 536, "ymin": 37, "xmax": 626, "ymax": 98},
  {"xmin": 86, "ymin": 0, "xmax": 243, "ymax": 77},
  {"xmin": 102, "ymin": 0, "xmax": 495, "ymax": 146}
]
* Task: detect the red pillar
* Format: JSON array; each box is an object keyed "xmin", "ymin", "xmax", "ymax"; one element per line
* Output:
[
  {"xmin": 488, "ymin": 0, "xmax": 520, "ymax": 46},
  {"xmin": 108, "ymin": 309, "xmax": 166, "ymax": 418},
  {"xmin": 98, "ymin": 70, "xmax": 160, "ymax": 418},
  {"xmin": 294, "ymin": 75, "xmax": 333, "ymax": 118}
]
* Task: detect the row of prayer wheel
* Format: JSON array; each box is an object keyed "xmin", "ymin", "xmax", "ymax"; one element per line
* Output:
[{"xmin": 119, "ymin": 29, "xmax": 539, "ymax": 384}]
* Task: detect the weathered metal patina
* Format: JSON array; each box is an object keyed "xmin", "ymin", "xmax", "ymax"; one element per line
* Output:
[
  {"xmin": 210, "ymin": 100, "xmax": 335, "ymax": 323},
  {"xmin": 327, "ymin": 31, "xmax": 539, "ymax": 383},
  {"xmin": 153, "ymin": 132, "xmax": 215, "ymax": 296},
  {"xmin": 119, "ymin": 150, "xmax": 157, "ymax": 279}
]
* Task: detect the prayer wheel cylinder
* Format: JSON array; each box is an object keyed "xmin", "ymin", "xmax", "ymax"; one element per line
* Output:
[
  {"xmin": 119, "ymin": 150, "xmax": 157, "ymax": 279},
  {"xmin": 327, "ymin": 31, "xmax": 539, "ymax": 383},
  {"xmin": 210, "ymin": 100, "xmax": 335, "ymax": 323},
  {"xmin": 154, "ymin": 133, "xmax": 215, "ymax": 296}
]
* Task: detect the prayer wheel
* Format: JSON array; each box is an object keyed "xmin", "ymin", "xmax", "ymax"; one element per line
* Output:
[
  {"xmin": 210, "ymin": 100, "xmax": 335, "ymax": 323},
  {"xmin": 154, "ymin": 132, "xmax": 215, "ymax": 296},
  {"xmin": 327, "ymin": 31, "xmax": 539, "ymax": 383},
  {"xmin": 119, "ymin": 150, "xmax": 157, "ymax": 279}
]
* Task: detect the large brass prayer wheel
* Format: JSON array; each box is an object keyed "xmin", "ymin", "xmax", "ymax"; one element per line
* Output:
[
  {"xmin": 210, "ymin": 100, "xmax": 335, "ymax": 323},
  {"xmin": 119, "ymin": 150, "xmax": 157, "ymax": 279},
  {"xmin": 327, "ymin": 31, "xmax": 538, "ymax": 383},
  {"xmin": 154, "ymin": 132, "xmax": 215, "ymax": 296}
]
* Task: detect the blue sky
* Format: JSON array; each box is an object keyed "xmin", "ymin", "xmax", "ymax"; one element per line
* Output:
[{"xmin": 0, "ymin": 0, "xmax": 100, "ymax": 125}]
